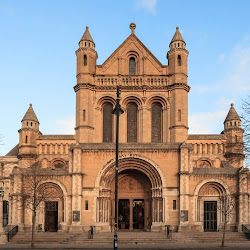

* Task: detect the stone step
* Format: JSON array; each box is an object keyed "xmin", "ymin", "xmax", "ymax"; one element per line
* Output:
[{"xmin": 8, "ymin": 231, "xmax": 250, "ymax": 244}]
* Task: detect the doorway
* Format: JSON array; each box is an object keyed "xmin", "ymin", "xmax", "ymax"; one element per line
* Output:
[
  {"xmin": 133, "ymin": 200, "xmax": 144, "ymax": 229},
  {"xmin": 45, "ymin": 201, "xmax": 58, "ymax": 232},
  {"xmin": 204, "ymin": 201, "xmax": 217, "ymax": 232},
  {"xmin": 118, "ymin": 199, "xmax": 130, "ymax": 229}
]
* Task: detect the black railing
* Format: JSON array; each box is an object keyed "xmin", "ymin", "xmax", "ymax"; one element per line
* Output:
[{"xmin": 7, "ymin": 225, "xmax": 18, "ymax": 242}]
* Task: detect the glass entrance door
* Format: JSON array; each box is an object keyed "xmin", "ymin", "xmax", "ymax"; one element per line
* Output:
[
  {"xmin": 133, "ymin": 200, "xmax": 144, "ymax": 229},
  {"xmin": 118, "ymin": 199, "xmax": 130, "ymax": 229},
  {"xmin": 204, "ymin": 201, "xmax": 217, "ymax": 232}
]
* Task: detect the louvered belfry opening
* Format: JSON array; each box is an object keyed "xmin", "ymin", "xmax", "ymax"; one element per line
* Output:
[
  {"xmin": 151, "ymin": 103, "xmax": 162, "ymax": 142},
  {"xmin": 103, "ymin": 103, "xmax": 113, "ymax": 142},
  {"xmin": 127, "ymin": 103, "xmax": 138, "ymax": 142},
  {"xmin": 129, "ymin": 57, "xmax": 136, "ymax": 75}
]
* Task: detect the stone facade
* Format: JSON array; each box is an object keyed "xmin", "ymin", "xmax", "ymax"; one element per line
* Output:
[{"xmin": 0, "ymin": 23, "xmax": 249, "ymax": 233}]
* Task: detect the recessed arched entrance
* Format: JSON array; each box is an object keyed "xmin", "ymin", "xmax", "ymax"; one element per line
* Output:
[
  {"xmin": 111, "ymin": 169, "xmax": 151, "ymax": 230},
  {"xmin": 37, "ymin": 182, "xmax": 64, "ymax": 232},
  {"xmin": 96, "ymin": 156, "xmax": 165, "ymax": 231}
]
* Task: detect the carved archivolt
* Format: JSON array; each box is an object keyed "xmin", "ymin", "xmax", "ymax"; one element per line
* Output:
[{"xmin": 198, "ymin": 182, "xmax": 226, "ymax": 197}]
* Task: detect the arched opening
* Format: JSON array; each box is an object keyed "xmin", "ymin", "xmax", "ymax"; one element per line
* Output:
[
  {"xmin": 196, "ymin": 182, "xmax": 229, "ymax": 232},
  {"xmin": 151, "ymin": 103, "xmax": 162, "ymax": 142},
  {"xmin": 127, "ymin": 103, "xmax": 138, "ymax": 142},
  {"xmin": 36, "ymin": 182, "xmax": 64, "ymax": 232},
  {"xmin": 103, "ymin": 103, "xmax": 113, "ymax": 142},
  {"xmin": 129, "ymin": 57, "xmax": 136, "ymax": 75},
  {"xmin": 111, "ymin": 169, "xmax": 151, "ymax": 230},
  {"xmin": 97, "ymin": 157, "xmax": 164, "ymax": 231}
]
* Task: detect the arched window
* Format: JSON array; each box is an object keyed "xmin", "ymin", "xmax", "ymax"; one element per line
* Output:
[
  {"xmin": 129, "ymin": 57, "xmax": 136, "ymax": 75},
  {"xmin": 178, "ymin": 55, "xmax": 181, "ymax": 66},
  {"xmin": 127, "ymin": 103, "xmax": 138, "ymax": 142},
  {"xmin": 103, "ymin": 103, "xmax": 113, "ymax": 142},
  {"xmin": 178, "ymin": 109, "xmax": 181, "ymax": 121},
  {"xmin": 151, "ymin": 103, "xmax": 162, "ymax": 142},
  {"xmin": 84, "ymin": 55, "xmax": 87, "ymax": 66},
  {"xmin": 25, "ymin": 135, "xmax": 28, "ymax": 144}
]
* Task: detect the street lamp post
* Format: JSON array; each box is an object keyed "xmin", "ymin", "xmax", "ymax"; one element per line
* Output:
[
  {"xmin": 0, "ymin": 187, "xmax": 7, "ymax": 244},
  {"xmin": 113, "ymin": 86, "xmax": 123, "ymax": 250}
]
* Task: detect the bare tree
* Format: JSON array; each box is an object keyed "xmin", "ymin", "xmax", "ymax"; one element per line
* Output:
[
  {"xmin": 218, "ymin": 193, "xmax": 236, "ymax": 247},
  {"xmin": 241, "ymin": 96, "xmax": 250, "ymax": 166},
  {"xmin": 21, "ymin": 161, "xmax": 51, "ymax": 248}
]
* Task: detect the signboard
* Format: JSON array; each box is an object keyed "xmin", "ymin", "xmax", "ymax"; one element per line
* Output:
[{"xmin": 73, "ymin": 211, "xmax": 80, "ymax": 222}]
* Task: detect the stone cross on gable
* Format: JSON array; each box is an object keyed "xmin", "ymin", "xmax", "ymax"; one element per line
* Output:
[{"xmin": 129, "ymin": 23, "xmax": 136, "ymax": 34}]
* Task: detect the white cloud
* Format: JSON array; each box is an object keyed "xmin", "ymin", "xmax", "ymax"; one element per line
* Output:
[
  {"xmin": 189, "ymin": 110, "xmax": 228, "ymax": 134},
  {"xmin": 52, "ymin": 118, "xmax": 75, "ymax": 134},
  {"xmin": 134, "ymin": 0, "xmax": 158, "ymax": 15}
]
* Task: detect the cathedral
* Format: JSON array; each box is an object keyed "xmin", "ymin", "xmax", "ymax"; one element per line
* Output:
[{"xmin": 0, "ymin": 23, "xmax": 249, "ymax": 233}]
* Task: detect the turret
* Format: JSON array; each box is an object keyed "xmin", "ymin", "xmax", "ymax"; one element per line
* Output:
[
  {"xmin": 75, "ymin": 26, "xmax": 98, "ymax": 83},
  {"xmin": 74, "ymin": 26, "xmax": 98, "ymax": 143},
  {"xmin": 223, "ymin": 103, "xmax": 244, "ymax": 167},
  {"xmin": 167, "ymin": 27, "xmax": 189, "ymax": 85},
  {"xmin": 18, "ymin": 104, "xmax": 41, "ymax": 160},
  {"xmin": 167, "ymin": 27, "xmax": 190, "ymax": 142}
]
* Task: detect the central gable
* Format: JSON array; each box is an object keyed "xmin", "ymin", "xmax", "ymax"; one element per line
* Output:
[{"xmin": 96, "ymin": 34, "xmax": 167, "ymax": 75}]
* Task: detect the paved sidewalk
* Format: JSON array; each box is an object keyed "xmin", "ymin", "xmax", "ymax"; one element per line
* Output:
[{"xmin": 1, "ymin": 242, "xmax": 250, "ymax": 249}]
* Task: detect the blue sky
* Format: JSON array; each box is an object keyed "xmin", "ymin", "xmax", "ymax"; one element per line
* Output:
[{"xmin": 0, "ymin": 0, "xmax": 250, "ymax": 155}]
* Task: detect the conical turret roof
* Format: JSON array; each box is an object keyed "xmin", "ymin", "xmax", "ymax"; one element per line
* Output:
[
  {"xmin": 171, "ymin": 27, "xmax": 185, "ymax": 44},
  {"xmin": 79, "ymin": 26, "xmax": 94, "ymax": 43},
  {"xmin": 224, "ymin": 103, "xmax": 241, "ymax": 123},
  {"xmin": 22, "ymin": 104, "xmax": 39, "ymax": 123}
]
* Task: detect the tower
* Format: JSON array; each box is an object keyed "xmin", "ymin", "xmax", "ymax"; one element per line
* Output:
[
  {"xmin": 223, "ymin": 103, "xmax": 244, "ymax": 167},
  {"xmin": 18, "ymin": 104, "xmax": 41, "ymax": 163},
  {"xmin": 167, "ymin": 27, "xmax": 190, "ymax": 142},
  {"xmin": 74, "ymin": 26, "xmax": 98, "ymax": 143}
]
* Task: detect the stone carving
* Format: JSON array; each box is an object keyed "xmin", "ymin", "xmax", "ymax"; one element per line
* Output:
[
  {"xmin": 199, "ymin": 186, "xmax": 219, "ymax": 196},
  {"xmin": 118, "ymin": 177, "xmax": 143, "ymax": 193}
]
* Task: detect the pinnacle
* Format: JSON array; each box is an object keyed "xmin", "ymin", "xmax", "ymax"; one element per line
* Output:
[
  {"xmin": 79, "ymin": 26, "xmax": 94, "ymax": 43},
  {"xmin": 224, "ymin": 103, "xmax": 241, "ymax": 123},
  {"xmin": 22, "ymin": 104, "xmax": 39, "ymax": 123},
  {"xmin": 170, "ymin": 26, "xmax": 185, "ymax": 44}
]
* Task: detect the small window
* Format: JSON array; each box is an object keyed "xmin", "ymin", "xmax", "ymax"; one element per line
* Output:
[
  {"xmin": 25, "ymin": 136, "xmax": 28, "ymax": 143},
  {"xmin": 178, "ymin": 43, "xmax": 180, "ymax": 47},
  {"xmin": 178, "ymin": 109, "xmax": 181, "ymax": 121},
  {"xmin": 84, "ymin": 55, "xmax": 87, "ymax": 66},
  {"xmin": 83, "ymin": 109, "xmax": 86, "ymax": 121},
  {"xmin": 234, "ymin": 121, "xmax": 236, "ymax": 126},
  {"xmin": 235, "ymin": 135, "xmax": 238, "ymax": 143},
  {"xmin": 230, "ymin": 122, "xmax": 232, "ymax": 126},
  {"xmin": 85, "ymin": 42, "xmax": 86, "ymax": 46},
  {"xmin": 26, "ymin": 122, "xmax": 28, "ymax": 126},
  {"xmin": 85, "ymin": 200, "xmax": 88, "ymax": 210},
  {"xmin": 177, "ymin": 55, "xmax": 181, "ymax": 66},
  {"xmin": 129, "ymin": 57, "xmax": 136, "ymax": 75},
  {"xmin": 31, "ymin": 122, "xmax": 33, "ymax": 127},
  {"xmin": 88, "ymin": 42, "xmax": 90, "ymax": 47},
  {"xmin": 173, "ymin": 200, "xmax": 176, "ymax": 210}
]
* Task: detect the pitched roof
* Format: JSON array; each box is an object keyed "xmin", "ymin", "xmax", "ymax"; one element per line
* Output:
[
  {"xmin": 171, "ymin": 27, "xmax": 185, "ymax": 44},
  {"xmin": 101, "ymin": 33, "xmax": 163, "ymax": 68},
  {"xmin": 224, "ymin": 103, "xmax": 241, "ymax": 123},
  {"xmin": 5, "ymin": 144, "xmax": 19, "ymax": 156},
  {"xmin": 79, "ymin": 26, "xmax": 94, "ymax": 43},
  {"xmin": 22, "ymin": 104, "xmax": 39, "ymax": 123}
]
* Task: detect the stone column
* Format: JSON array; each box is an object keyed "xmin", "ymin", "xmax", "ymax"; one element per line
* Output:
[
  {"xmin": 179, "ymin": 142, "xmax": 191, "ymax": 231},
  {"xmin": 129, "ymin": 199, "xmax": 133, "ymax": 230},
  {"xmin": 70, "ymin": 146, "xmax": 83, "ymax": 231}
]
